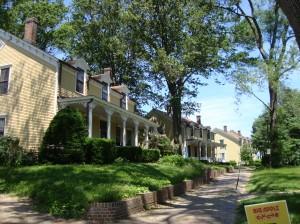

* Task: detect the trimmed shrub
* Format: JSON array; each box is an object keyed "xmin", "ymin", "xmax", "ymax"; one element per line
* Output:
[
  {"xmin": 40, "ymin": 107, "xmax": 87, "ymax": 164},
  {"xmin": 84, "ymin": 138, "xmax": 116, "ymax": 164},
  {"xmin": 142, "ymin": 148, "xmax": 160, "ymax": 162},
  {"xmin": 116, "ymin": 146, "xmax": 143, "ymax": 162},
  {"xmin": 0, "ymin": 136, "xmax": 24, "ymax": 167},
  {"xmin": 229, "ymin": 160, "xmax": 237, "ymax": 167},
  {"xmin": 159, "ymin": 155, "xmax": 186, "ymax": 166}
]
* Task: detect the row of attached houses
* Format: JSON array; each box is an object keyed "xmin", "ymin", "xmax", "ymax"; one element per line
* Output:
[
  {"xmin": 0, "ymin": 18, "xmax": 158, "ymax": 151},
  {"xmin": 0, "ymin": 18, "xmax": 250, "ymax": 163}
]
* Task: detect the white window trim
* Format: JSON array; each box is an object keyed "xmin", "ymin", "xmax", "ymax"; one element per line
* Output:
[
  {"xmin": 0, "ymin": 39, "xmax": 5, "ymax": 50},
  {"xmin": 0, "ymin": 64, "xmax": 12, "ymax": 95},
  {"xmin": 0, "ymin": 114, "xmax": 7, "ymax": 136},
  {"xmin": 74, "ymin": 69, "xmax": 85, "ymax": 96}
]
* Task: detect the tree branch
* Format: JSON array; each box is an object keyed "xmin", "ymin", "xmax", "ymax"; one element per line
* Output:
[{"xmin": 269, "ymin": 2, "xmax": 280, "ymax": 60}]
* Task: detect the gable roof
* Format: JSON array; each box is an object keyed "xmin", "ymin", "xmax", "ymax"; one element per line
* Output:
[
  {"xmin": 213, "ymin": 128, "xmax": 244, "ymax": 145},
  {"xmin": 0, "ymin": 29, "xmax": 58, "ymax": 67}
]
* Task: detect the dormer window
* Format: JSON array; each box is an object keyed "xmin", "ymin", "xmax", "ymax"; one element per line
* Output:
[
  {"xmin": 102, "ymin": 82, "xmax": 108, "ymax": 101},
  {"xmin": 120, "ymin": 94, "xmax": 126, "ymax": 109},
  {"xmin": 76, "ymin": 68, "xmax": 84, "ymax": 94}
]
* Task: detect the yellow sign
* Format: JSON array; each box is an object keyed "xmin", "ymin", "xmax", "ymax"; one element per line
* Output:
[{"xmin": 245, "ymin": 200, "xmax": 291, "ymax": 224}]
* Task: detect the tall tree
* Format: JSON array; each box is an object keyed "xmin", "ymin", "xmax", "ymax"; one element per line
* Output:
[
  {"xmin": 278, "ymin": 0, "xmax": 300, "ymax": 49},
  {"xmin": 252, "ymin": 87, "xmax": 300, "ymax": 166},
  {"xmin": 55, "ymin": 0, "xmax": 152, "ymax": 110},
  {"xmin": 127, "ymin": 0, "xmax": 229, "ymax": 146},
  {"xmin": 222, "ymin": 0, "xmax": 299, "ymax": 166},
  {"xmin": 0, "ymin": 0, "xmax": 67, "ymax": 51}
]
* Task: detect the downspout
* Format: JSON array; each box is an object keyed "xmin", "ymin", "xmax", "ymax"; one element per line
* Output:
[{"xmin": 58, "ymin": 61, "xmax": 62, "ymax": 97}]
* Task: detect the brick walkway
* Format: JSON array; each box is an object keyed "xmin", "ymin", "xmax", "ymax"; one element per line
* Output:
[{"xmin": 116, "ymin": 168, "xmax": 253, "ymax": 224}]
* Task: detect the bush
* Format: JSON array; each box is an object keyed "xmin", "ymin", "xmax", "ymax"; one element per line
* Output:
[
  {"xmin": 159, "ymin": 155, "xmax": 186, "ymax": 166},
  {"xmin": 115, "ymin": 146, "xmax": 143, "ymax": 162},
  {"xmin": 148, "ymin": 134, "xmax": 177, "ymax": 156},
  {"xmin": 40, "ymin": 107, "xmax": 87, "ymax": 164},
  {"xmin": 84, "ymin": 138, "xmax": 116, "ymax": 164},
  {"xmin": 229, "ymin": 160, "xmax": 237, "ymax": 167},
  {"xmin": 0, "ymin": 136, "xmax": 24, "ymax": 167},
  {"xmin": 142, "ymin": 148, "xmax": 160, "ymax": 162}
]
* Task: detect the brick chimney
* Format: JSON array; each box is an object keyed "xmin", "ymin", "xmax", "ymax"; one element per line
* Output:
[
  {"xmin": 224, "ymin": 125, "xmax": 227, "ymax": 132},
  {"xmin": 196, "ymin": 115, "xmax": 201, "ymax": 124},
  {"xmin": 24, "ymin": 17, "xmax": 38, "ymax": 45},
  {"xmin": 104, "ymin": 67, "xmax": 112, "ymax": 76}
]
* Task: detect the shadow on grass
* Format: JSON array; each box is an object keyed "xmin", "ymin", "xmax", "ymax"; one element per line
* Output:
[
  {"xmin": 236, "ymin": 193, "xmax": 300, "ymax": 224},
  {"xmin": 0, "ymin": 162, "xmax": 205, "ymax": 219}
]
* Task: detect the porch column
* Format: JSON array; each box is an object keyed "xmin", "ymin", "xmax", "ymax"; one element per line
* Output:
[
  {"xmin": 205, "ymin": 143, "xmax": 208, "ymax": 160},
  {"xmin": 105, "ymin": 109, "xmax": 113, "ymax": 139},
  {"xmin": 121, "ymin": 115, "xmax": 127, "ymax": 146},
  {"xmin": 134, "ymin": 121, "xmax": 139, "ymax": 146},
  {"xmin": 145, "ymin": 125, "xmax": 149, "ymax": 149},
  {"xmin": 198, "ymin": 141, "xmax": 202, "ymax": 160},
  {"xmin": 88, "ymin": 102, "xmax": 96, "ymax": 138}
]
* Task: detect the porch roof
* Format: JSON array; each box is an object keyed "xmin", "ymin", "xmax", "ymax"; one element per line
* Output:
[{"xmin": 58, "ymin": 96, "xmax": 159, "ymax": 128}]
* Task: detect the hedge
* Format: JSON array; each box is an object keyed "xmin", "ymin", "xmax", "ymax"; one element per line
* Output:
[
  {"xmin": 115, "ymin": 146, "xmax": 143, "ymax": 162},
  {"xmin": 84, "ymin": 138, "xmax": 116, "ymax": 164},
  {"xmin": 142, "ymin": 148, "xmax": 160, "ymax": 162}
]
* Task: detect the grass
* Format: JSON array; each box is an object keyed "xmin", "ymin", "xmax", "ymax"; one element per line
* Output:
[
  {"xmin": 0, "ymin": 159, "xmax": 209, "ymax": 219},
  {"xmin": 236, "ymin": 167, "xmax": 300, "ymax": 224}
]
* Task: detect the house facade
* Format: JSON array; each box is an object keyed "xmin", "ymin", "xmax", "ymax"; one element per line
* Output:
[
  {"xmin": 213, "ymin": 126, "xmax": 251, "ymax": 163},
  {"xmin": 0, "ymin": 18, "xmax": 157, "ymax": 151},
  {"xmin": 148, "ymin": 109, "xmax": 224, "ymax": 161}
]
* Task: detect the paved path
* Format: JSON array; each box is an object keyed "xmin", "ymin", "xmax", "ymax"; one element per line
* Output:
[
  {"xmin": 0, "ymin": 195, "xmax": 86, "ymax": 224},
  {"xmin": 0, "ymin": 168, "xmax": 252, "ymax": 224},
  {"xmin": 117, "ymin": 168, "xmax": 253, "ymax": 224}
]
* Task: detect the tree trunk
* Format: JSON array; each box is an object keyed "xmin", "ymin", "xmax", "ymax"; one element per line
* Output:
[
  {"xmin": 278, "ymin": 0, "xmax": 300, "ymax": 49},
  {"xmin": 168, "ymin": 83, "xmax": 182, "ymax": 154},
  {"xmin": 268, "ymin": 82, "xmax": 280, "ymax": 167}
]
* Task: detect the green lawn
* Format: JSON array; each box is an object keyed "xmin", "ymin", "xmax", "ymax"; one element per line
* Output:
[
  {"xmin": 0, "ymin": 159, "xmax": 209, "ymax": 219},
  {"xmin": 236, "ymin": 167, "xmax": 300, "ymax": 224}
]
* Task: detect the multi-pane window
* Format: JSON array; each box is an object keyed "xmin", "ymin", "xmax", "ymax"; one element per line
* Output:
[
  {"xmin": 0, "ymin": 117, "xmax": 5, "ymax": 136},
  {"xmin": 0, "ymin": 67, "xmax": 9, "ymax": 94},
  {"xmin": 120, "ymin": 94, "xmax": 126, "ymax": 109},
  {"xmin": 76, "ymin": 69, "xmax": 84, "ymax": 93},
  {"xmin": 207, "ymin": 130, "xmax": 211, "ymax": 140},
  {"xmin": 102, "ymin": 83, "xmax": 108, "ymax": 101}
]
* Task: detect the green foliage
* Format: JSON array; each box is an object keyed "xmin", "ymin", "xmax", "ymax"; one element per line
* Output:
[
  {"xmin": 84, "ymin": 138, "xmax": 116, "ymax": 164},
  {"xmin": 159, "ymin": 155, "xmax": 186, "ymax": 167},
  {"xmin": 148, "ymin": 134, "xmax": 177, "ymax": 156},
  {"xmin": 40, "ymin": 107, "xmax": 87, "ymax": 164},
  {"xmin": 141, "ymin": 148, "xmax": 160, "ymax": 163},
  {"xmin": 0, "ymin": 0, "xmax": 67, "ymax": 51},
  {"xmin": 252, "ymin": 88, "xmax": 300, "ymax": 166},
  {"xmin": 0, "ymin": 161, "xmax": 207, "ymax": 218},
  {"xmin": 0, "ymin": 136, "xmax": 24, "ymax": 167},
  {"xmin": 115, "ymin": 146, "xmax": 143, "ymax": 162},
  {"xmin": 229, "ymin": 160, "xmax": 237, "ymax": 167},
  {"xmin": 240, "ymin": 144, "xmax": 254, "ymax": 165}
]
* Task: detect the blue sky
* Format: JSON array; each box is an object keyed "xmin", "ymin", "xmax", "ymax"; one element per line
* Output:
[{"xmin": 186, "ymin": 71, "xmax": 300, "ymax": 137}]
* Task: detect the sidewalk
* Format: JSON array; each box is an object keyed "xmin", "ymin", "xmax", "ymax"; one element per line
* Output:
[{"xmin": 116, "ymin": 168, "xmax": 253, "ymax": 224}]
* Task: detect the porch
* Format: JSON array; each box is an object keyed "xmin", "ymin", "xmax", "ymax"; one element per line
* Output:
[{"xmin": 58, "ymin": 96, "xmax": 158, "ymax": 147}]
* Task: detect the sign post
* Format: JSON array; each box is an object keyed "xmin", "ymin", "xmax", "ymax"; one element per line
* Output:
[{"xmin": 245, "ymin": 200, "xmax": 291, "ymax": 224}]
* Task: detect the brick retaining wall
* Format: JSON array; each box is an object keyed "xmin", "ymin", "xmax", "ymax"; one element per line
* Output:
[{"xmin": 86, "ymin": 167, "xmax": 228, "ymax": 223}]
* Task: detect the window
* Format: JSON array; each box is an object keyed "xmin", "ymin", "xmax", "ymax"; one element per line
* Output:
[
  {"xmin": 200, "ymin": 128, "xmax": 203, "ymax": 138},
  {"xmin": 191, "ymin": 126, "xmax": 194, "ymax": 137},
  {"xmin": 0, "ymin": 67, "xmax": 9, "ymax": 94},
  {"xmin": 0, "ymin": 117, "xmax": 5, "ymax": 136},
  {"xmin": 120, "ymin": 94, "xmax": 126, "ymax": 109},
  {"xmin": 207, "ymin": 130, "xmax": 211, "ymax": 140},
  {"xmin": 76, "ymin": 69, "xmax": 84, "ymax": 93},
  {"xmin": 100, "ymin": 120, "xmax": 107, "ymax": 138},
  {"xmin": 102, "ymin": 83, "xmax": 108, "ymax": 101},
  {"xmin": 220, "ymin": 139, "xmax": 224, "ymax": 145}
]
